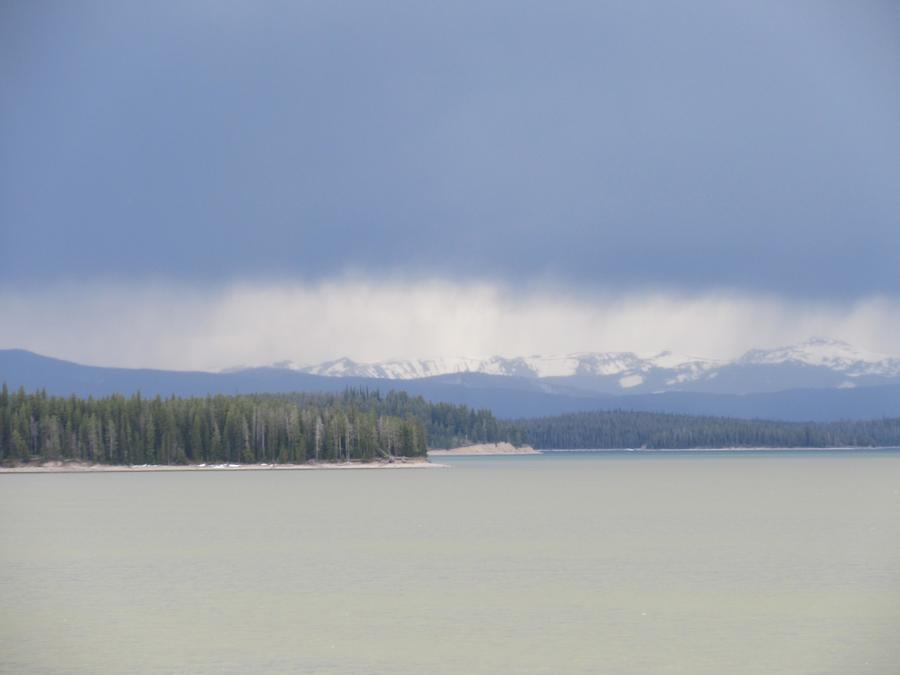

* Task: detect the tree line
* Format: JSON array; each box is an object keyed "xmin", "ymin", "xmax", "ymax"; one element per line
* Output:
[
  {"xmin": 0, "ymin": 386, "xmax": 433, "ymax": 465},
  {"xmin": 506, "ymin": 409, "xmax": 900, "ymax": 449},
  {"xmin": 4, "ymin": 384, "xmax": 900, "ymax": 465},
  {"xmin": 281, "ymin": 389, "xmax": 504, "ymax": 449}
]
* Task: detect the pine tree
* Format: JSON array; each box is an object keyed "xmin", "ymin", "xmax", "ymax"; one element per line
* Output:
[{"xmin": 9, "ymin": 428, "xmax": 27, "ymax": 461}]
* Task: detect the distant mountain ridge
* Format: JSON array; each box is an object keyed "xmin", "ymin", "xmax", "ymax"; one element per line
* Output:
[
  {"xmin": 257, "ymin": 337, "xmax": 900, "ymax": 395},
  {"xmin": 736, "ymin": 337, "xmax": 900, "ymax": 375},
  {"xmin": 4, "ymin": 338, "xmax": 900, "ymax": 423},
  {"xmin": 291, "ymin": 351, "xmax": 718, "ymax": 384}
]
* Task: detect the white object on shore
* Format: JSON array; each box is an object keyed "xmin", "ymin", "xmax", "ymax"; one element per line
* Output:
[{"xmin": 428, "ymin": 442, "xmax": 541, "ymax": 456}]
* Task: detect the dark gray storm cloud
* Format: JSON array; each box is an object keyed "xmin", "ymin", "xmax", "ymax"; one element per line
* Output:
[{"xmin": 2, "ymin": 0, "xmax": 899, "ymax": 296}]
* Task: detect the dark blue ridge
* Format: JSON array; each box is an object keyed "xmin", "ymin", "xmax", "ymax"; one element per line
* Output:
[{"xmin": 3, "ymin": 349, "xmax": 900, "ymax": 422}]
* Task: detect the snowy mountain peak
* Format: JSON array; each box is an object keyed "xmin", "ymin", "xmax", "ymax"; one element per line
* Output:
[{"xmin": 738, "ymin": 337, "xmax": 899, "ymax": 374}]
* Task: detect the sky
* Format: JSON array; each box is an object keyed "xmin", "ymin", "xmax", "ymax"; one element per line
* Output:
[{"xmin": 2, "ymin": 1, "xmax": 899, "ymax": 369}]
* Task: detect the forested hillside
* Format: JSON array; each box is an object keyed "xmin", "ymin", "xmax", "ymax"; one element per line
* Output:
[{"xmin": 510, "ymin": 409, "xmax": 900, "ymax": 449}]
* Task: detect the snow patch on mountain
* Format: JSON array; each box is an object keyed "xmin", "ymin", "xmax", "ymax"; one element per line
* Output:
[{"xmin": 619, "ymin": 374, "xmax": 644, "ymax": 389}]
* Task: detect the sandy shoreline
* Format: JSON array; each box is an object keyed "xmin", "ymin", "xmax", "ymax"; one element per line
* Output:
[
  {"xmin": 6, "ymin": 446, "xmax": 893, "ymax": 473},
  {"xmin": 0, "ymin": 458, "xmax": 448, "ymax": 474},
  {"xmin": 429, "ymin": 442, "xmax": 541, "ymax": 456}
]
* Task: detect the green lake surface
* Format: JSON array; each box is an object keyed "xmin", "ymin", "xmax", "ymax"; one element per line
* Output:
[{"xmin": 2, "ymin": 450, "xmax": 899, "ymax": 674}]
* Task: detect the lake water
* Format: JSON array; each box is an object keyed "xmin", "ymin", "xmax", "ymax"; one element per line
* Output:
[{"xmin": 2, "ymin": 451, "xmax": 899, "ymax": 674}]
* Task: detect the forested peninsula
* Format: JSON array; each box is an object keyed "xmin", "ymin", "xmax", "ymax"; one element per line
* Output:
[
  {"xmin": 2, "ymin": 385, "xmax": 900, "ymax": 467},
  {"xmin": 0, "ymin": 387, "xmax": 491, "ymax": 466}
]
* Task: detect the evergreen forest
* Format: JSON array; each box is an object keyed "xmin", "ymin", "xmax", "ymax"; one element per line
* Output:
[
  {"xmin": 506, "ymin": 409, "xmax": 900, "ymax": 449},
  {"xmin": 2, "ymin": 384, "xmax": 900, "ymax": 465}
]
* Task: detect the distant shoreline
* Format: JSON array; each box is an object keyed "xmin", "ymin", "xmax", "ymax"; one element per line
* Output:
[
  {"xmin": 5, "ymin": 447, "xmax": 897, "ymax": 474},
  {"xmin": 0, "ymin": 458, "xmax": 448, "ymax": 474},
  {"xmin": 540, "ymin": 446, "xmax": 900, "ymax": 453}
]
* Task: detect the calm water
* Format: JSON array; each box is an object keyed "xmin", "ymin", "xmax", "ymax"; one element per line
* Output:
[{"xmin": 2, "ymin": 451, "xmax": 899, "ymax": 674}]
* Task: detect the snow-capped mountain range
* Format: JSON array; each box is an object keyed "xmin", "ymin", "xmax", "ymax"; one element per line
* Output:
[
  {"xmin": 292, "ymin": 352, "xmax": 718, "ymax": 386},
  {"xmin": 6, "ymin": 340, "xmax": 900, "ymax": 421},
  {"xmin": 259, "ymin": 338, "xmax": 900, "ymax": 395}
]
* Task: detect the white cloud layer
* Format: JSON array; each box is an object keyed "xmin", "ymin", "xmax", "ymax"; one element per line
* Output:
[{"xmin": 2, "ymin": 279, "xmax": 900, "ymax": 371}]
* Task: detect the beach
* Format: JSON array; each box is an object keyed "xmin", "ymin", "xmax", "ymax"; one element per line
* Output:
[{"xmin": 428, "ymin": 442, "xmax": 541, "ymax": 456}]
